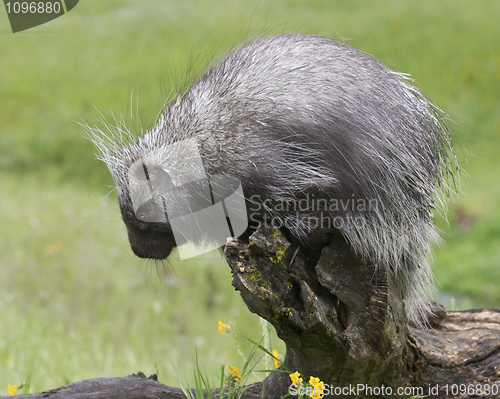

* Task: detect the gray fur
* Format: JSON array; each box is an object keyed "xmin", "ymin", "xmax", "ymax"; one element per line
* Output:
[{"xmin": 86, "ymin": 33, "xmax": 459, "ymax": 325}]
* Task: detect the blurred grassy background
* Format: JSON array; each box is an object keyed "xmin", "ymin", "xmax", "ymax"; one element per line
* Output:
[{"xmin": 1, "ymin": 0, "xmax": 499, "ymax": 394}]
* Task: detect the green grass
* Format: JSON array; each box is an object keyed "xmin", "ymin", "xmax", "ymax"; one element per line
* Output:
[
  {"xmin": 0, "ymin": 172, "xmax": 277, "ymax": 392},
  {"xmin": 1, "ymin": 0, "xmax": 499, "ymax": 395}
]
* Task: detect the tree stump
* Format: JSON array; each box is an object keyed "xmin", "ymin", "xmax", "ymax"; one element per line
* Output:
[
  {"xmin": 4, "ymin": 225, "xmax": 500, "ymax": 399},
  {"xmin": 224, "ymin": 225, "xmax": 407, "ymax": 397}
]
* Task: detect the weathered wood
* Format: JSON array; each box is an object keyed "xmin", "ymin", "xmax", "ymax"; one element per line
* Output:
[
  {"xmin": 2, "ymin": 372, "xmax": 263, "ymax": 399},
  {"xmin": 3, "ymin": 226, "xmax": 499, "ymax": 399},
  {"xmin": 406, "ymin": 307, "xmax": 500, "ymax": 398}
]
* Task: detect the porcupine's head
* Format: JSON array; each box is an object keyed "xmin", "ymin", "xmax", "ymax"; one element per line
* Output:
[
  {"xmin": 85, "ymin": 117, "xmax": 195, "ymax": 260},
  {"xmin": 85, "ymin": 110, "xmax": 247, "ymax": 261}
]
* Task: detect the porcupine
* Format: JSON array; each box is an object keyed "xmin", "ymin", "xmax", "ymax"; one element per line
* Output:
[{"xmin": 87, "ymin": 33, "xmax": 459, "ymax": 324}]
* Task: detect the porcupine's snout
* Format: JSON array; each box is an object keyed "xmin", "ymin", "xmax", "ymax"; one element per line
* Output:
[
  {"xmin": 120, "ymin": 201, "xmax": 177, "ymax": 260},
  {"xmin": 118, "ymin": 156, "xmax": 188, "ymax": 260},
  {"xmin": 119, "ymin": 157, "xmax": 213, "ymax": 260}
]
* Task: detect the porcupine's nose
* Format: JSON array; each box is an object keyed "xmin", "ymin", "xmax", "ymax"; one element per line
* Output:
[
  {"xmin": 127, "ymin": 224, "xmax": 177, "ymax": 260},
  {"xmin": 120, "ymin": 200, "xmax": 178, "ymax": 260}
]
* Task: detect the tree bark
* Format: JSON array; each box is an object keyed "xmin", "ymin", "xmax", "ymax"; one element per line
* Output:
[{"xmin": 4, "ymin": 226, "xmax": 500, "ymax": 399}]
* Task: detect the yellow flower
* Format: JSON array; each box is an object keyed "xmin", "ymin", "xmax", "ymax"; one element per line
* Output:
[
  {"xmin": 309, "ymin": 376, "xmax": 323, "ymax": 387},
  {"xmin": 272, "ymin": 349, "xmax": 280, "ymax": 368},
  {"xmin": 289, "ymin": 371, "xmax": 302, "ymax": 386},
  {"xmin": 309, "ymin": 387, "xmax": 324, "ymax": 399},
  {"xmin": 218, "ymin": 320, "xmax": 231, "ymax": 334},
  {"xmin": 8, "ymin": 385, "xmax": 18, "ymax": 396},
  {"xmin": 228, "ymin": 366, "xmax": 242, "ymax": 381},
  {"xmin": 308, "ymin": 376, "xmax": 325, "ymax": 399}
]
